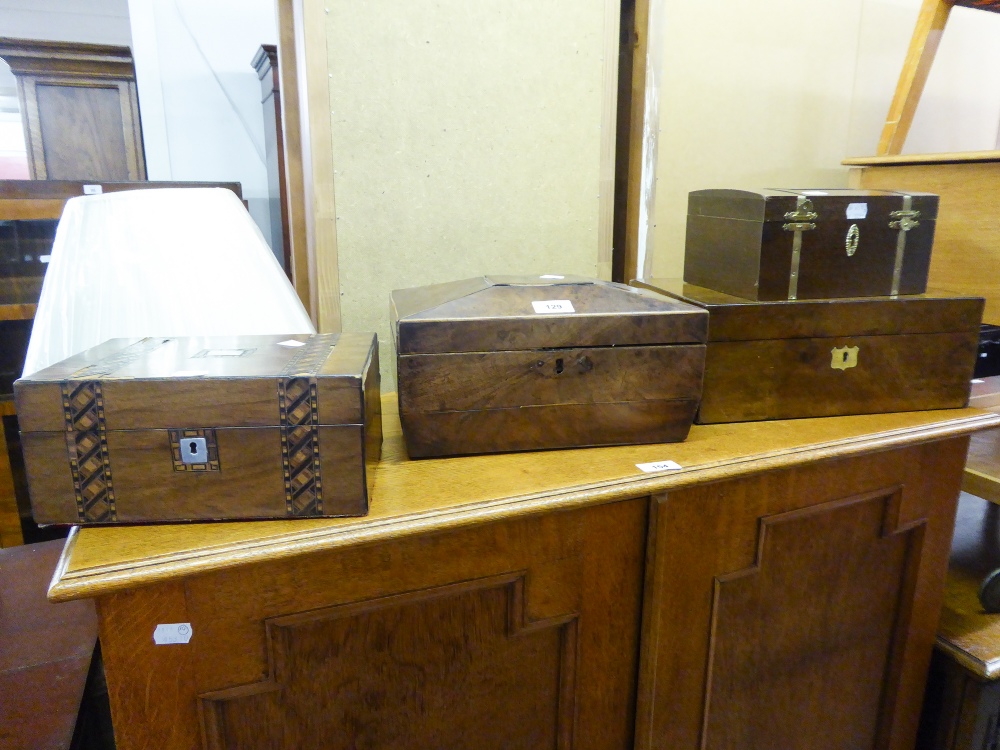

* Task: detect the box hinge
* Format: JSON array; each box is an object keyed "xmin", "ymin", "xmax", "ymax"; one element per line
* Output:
[
  {"xmin": 890, "ymin": 196, "xmax": 917, "ymax": 295},
  {"xmin": 783, "ymin": 197, "xmax": 818, "ymax": 300}
]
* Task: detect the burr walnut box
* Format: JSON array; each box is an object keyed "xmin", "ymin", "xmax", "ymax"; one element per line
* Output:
[
  {"xmin": 632, "ymin": 279, "xmax": 982, "ymax": 424},
  {"xmin": 391, "ymin": 275, "xmax": 708, "ymax": 457},
  {"xmin": 684, "ymin": 189, "xmax": 939, "ymax": 301},
  {"xmin": 14, "ymin": 333, "xmax": 381, "ymax": 524}
]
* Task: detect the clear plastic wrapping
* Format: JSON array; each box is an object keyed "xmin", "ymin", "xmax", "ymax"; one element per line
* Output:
[{"xmin": 23, "ymin": 188, "xmax": 315, "ymax": 376}]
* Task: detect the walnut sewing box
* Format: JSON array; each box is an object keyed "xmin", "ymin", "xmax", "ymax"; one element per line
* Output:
[{"xmin": 391, "ymin": 275, "xmax": 708, "ymax": 456}]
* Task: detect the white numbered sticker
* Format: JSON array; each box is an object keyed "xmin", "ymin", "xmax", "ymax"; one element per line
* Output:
[
  {"xmin": 532, "ymin": 300, "xmax": 575, "ymax": 314},
  {"xmin": 846, "ymin": 202, "xmax": 868, "ymax": 220},
  {"xmin": 82, "ymin": 184, "xmax": 103, "ymax": 195},
  {"xmin": 153, "ymin": 623, "xmax": 193, "ymax": 645},
  {"xmin": 278, "ymin": 339, "xmax": 306, "ymax": 347},
  {"xmin": 636, "ymin": 460, "xmax": 682, "ymax": 473}
]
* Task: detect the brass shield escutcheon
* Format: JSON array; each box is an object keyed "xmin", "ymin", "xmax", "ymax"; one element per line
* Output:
[{"xmin": 831, "ymin": 346, "xmax": 859, "ymax": 371}]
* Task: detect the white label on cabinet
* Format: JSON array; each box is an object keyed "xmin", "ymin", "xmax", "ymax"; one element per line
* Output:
[
  {"xmin": 532, "ymin": 300, "xmax": 575, "ymax": 314},
  {"xmin": 82, "ymin": 184, "xmax": 103, "ymax": 195},
  {"xmin": 539, "ymin": 274, "xmax": 565, "ymax": 280},
  {"xmin": 636, "ymin": 460, "xmax": 682, "ymax": 473},
  {"xmin": 153, "ymin": 623, "xmax": 193, "ymax": 645},
  {"xmin": 39, "ymin": 255, "xmax": 50, "ymax": 263},
  {"xmin": 278, "ymin": 339, "xmax": 306, "ymax": 347},
  {"xmin": 846, "ymin": 202, "xmax": 868, "ymax": 220}
]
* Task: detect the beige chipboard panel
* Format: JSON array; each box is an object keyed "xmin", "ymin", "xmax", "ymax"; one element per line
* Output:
[{"xmin": 324, "ymin": 0, "xmax": 619, "ymax": 387}]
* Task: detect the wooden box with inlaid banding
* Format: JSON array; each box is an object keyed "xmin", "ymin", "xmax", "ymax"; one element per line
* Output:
[{"xmin": 13, "ymin": 333, "xmax": 381, "ymax": 524}]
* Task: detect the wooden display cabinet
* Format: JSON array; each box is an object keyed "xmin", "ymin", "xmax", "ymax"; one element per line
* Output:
[
  {"xmin": 0, "ymin": 38, "xmax": 146, "ymax": 182},
  {"xmin": 47, "ymin": 396, "xmax": 998, "ymax": 749}
]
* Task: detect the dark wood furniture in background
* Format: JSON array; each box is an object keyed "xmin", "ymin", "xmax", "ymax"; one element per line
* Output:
[
  {"xmin": 47, "ymin": 395, "xmax": 998, "ymax": 749},
  {"xmin": 918, "ymin": 493, "xmax": 1000, "ymax": 750},
  {"xmin": 0, "ymin": 540, "xmax": 105, "ymax": 749},
  {"xmin": 0, "ymin": 179, "xmax": 243, "ymax": 548},
  {"xmin": 252, "ymin": 44, "xmax": 291, "ymax": 277},
  {"xmin": 0, "ymin": 38, "xmax": 146, "ymax": 182}
]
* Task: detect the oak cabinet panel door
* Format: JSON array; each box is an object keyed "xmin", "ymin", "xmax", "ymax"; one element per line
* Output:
[
  {"xmin": 635, "ymin": 438, "xmax": 968, "ymax": 750},
  {"xmin": 97, "ymin": 499, "xmax": 647, "ymax": 750}
]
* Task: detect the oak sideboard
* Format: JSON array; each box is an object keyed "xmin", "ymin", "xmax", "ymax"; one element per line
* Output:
[{"xmin": 46, "ymin": 395, "xmax": 1000, "ymax": 750}]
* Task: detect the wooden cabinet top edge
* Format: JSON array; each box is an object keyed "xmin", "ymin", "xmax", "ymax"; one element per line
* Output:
[
  {"xmin": 46, "ymin": 401, "xmax": 1000, "ymax": 603},
  {"xmin": 936, "ymin": 636, "xmax": 1000, "ymax": 680},
  {"xmin": 251, "ymin": 44, "xmax": 278, "ymax": 80},
  {"xmin": 0, "ymin": 37, "xmax": 133, "ymax": 62},
  {"xmin": 843, "ymin": 150, "xmax": 1000, "ymax": 167}
]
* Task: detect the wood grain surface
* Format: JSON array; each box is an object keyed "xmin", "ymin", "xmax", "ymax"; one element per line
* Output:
[
  {"xmin": 633, "ymin": 280, "xmax": 981, "ymax": 423},
  {"xmin": 47, "ymin": 394, "xmax": 1000, "ymax": 602},
  {"xmin": 635, "ymin": 436, "xmax": 970, "ymax": 750},
  {"xmin": 0, "ymin": 37, "xmax": 147, "ymax": 182},
  {"xmin": 876, "ymin": 0, "xmax": 953, "ymax": 156},
  {"xmin": 848, "ymin": 159, "xmax": 1000, "ymax": 324},
  {"xmin": 397, "ymin": 343, "xmax": 705, "ymax": 455},
  {"xmin": 683, "ymin": 189, "xmax": 938, "ymax": 301},
  {"xmin": 392, "ymin": 277, "xmax": 708, "ymax": 354},
  {"xmin": 632, "ymin": 280, "xmax": 982, "ymax": 341},
  {"xmin": 398, "ymin": 345, "xmax": 705, "ymax": 413},
  {"xmin": 34, "ymin": 83, "xmax": 130, "ymax": 181},
  {"xmin": 19, "ymin": 334, "xmax": 380, "ymax": 524},
  {"xmin": 16, "ymin": 333, "xmax": 376, "ymax": 432},
  {"xmin": 98, "ymin": 499, "xmax": 646, "ymax": 750},
  {"xmin": 698, "ymin": 331, "xmax": 976, "ymax": 423},
  {"xmin": 400, "ymin": 399, "xmax": 700, "ymax": 457},
  {"xmin": 844, "ymin": 151, "xmax": 1000, "ymax": 167},
  {"xmin": 0, "ymin": 412, "xmax": 22, "ymax": 547},
  {"xmin": 0, "ymin": 540, "xmax": 97, "ymax": 749},
  {"xmin": 936, "ymin": 492, "xmax": 1000, "ymax": 679}
]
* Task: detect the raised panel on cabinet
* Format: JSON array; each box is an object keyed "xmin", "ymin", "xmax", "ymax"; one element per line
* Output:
[
  {"xmin": 97, "ymin": 499, "xmax": 647, "ymax": 750},
  {"xmin": 33, "ymin": 83, "xmax": 131, "ymax": 181},
  {"xmin": 636, "ymin": 438, "xmax": 969, "ymax": 750}
]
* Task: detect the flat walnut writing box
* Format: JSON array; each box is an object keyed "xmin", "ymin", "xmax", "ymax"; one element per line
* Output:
[
  {"xmin": 391, "ymin": 275, "xmax": 708, "ymax": 457},
  {"xmin": 632, "ymin": 279, "xmax": 981, "ymax": 424},
  {"xmin": 14, "ymin": 333, "xmax": 381, "ymax": 524}
]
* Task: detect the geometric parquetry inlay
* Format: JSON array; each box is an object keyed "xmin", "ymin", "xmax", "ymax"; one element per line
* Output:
[
  {"xmin": 61, "ymin": 380, "xmax": 117, "ymax": 522},
  {"xmin": 197, "ymin": 574, "xmax": 579, "ymax": 750},
  {"xmin": 277, "ymin": 333, "xmax": 338, "ymax": 517}
]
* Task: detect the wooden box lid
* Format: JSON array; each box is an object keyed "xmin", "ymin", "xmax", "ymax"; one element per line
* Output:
[
  {"xmin": 632, "ymin": 279, "xmax": 983, "ymax": 342},
  {"xmin": 688, "ymin": 188, "xmax": 939, "ymax": 223},
  {"xmin": 15, "ymin": 333, "xmax": 377, "ymax": 432},
  {"xmin": 391, "ymin": 275, "xmax": 708, "ymax": 354}
]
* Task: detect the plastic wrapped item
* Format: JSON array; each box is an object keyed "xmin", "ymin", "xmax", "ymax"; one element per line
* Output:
[{"xmin": 22, "ymin": 188, "xmax": 315, "ymax": 376}]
